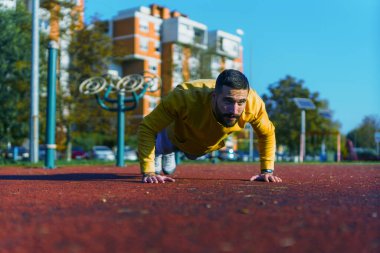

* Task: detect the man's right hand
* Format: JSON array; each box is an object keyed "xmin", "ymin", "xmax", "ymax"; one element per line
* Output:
[{"xmin": 142, "ymin": 174, "xmax": 175, "ymax": 183}]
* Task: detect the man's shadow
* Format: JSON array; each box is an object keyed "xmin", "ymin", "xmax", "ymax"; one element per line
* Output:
[{"xmin": 0, "ymin": 173, "xmax": 142, "ymax": 183}]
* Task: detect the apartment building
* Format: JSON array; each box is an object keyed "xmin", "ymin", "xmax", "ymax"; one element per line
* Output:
[
  {"xmin": 160, "ymin": 14, "xmax": 208, "ymax": 96},
  {"xmin": 110, "ymin": 4, "xmax": 243, "ymax": 130},
  {"xmin": 111, "ymin": 5, "xmax": 163, "ymax": 125},
  {"xmin": 207, "ymin": 30, "xmax": 243, "ymax": 79}
]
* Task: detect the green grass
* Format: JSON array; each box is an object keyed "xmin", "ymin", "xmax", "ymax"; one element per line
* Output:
[{"xmin": 0, "ymin": 158, "xmax": 378, "ymax": 169}]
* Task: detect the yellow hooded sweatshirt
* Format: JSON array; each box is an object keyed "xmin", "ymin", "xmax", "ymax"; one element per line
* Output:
[{"xmin": 138, "ymin": 79, "xmax": 276, "ymax": 174}]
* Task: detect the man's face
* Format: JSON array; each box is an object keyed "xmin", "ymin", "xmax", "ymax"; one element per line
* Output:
[{"xmin": 212, "ymin": 86, "xmax": 248, "ymax": 127}]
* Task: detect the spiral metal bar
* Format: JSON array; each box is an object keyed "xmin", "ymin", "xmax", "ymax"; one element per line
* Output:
[
  {"xmin": 79, "ymin": 71, "xmax": 161, "ymax": 95},
  {"xmin": 79, "ymin": 77, "xmax": 108, "ymax": 95},
  {"xmin": 116, "ymin": 74, "xmax": 145, "ymax": 92},
  {"xmin": 142, "ymin": 71, "xmax": 162, "ymax": 92}
]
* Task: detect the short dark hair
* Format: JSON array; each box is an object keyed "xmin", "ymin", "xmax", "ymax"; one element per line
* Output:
[{"xmin": 215, "ymin": 69, "xmax": 249, "ymax": 93}]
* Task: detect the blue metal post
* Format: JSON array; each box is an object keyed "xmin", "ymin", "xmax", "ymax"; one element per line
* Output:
[
  {"xmin": 13, "ymin": 147, "xmax": 19, "ymax": 162},
  {"xmin": 175, "ymin": 151, "xmax": 181, "ymax": 165},
  {"xmin": 45, "ymin": 41, "xmax": 59, "ymax": 169},
  {"xmin": 116, "ymin": 92, "xmax": 125, "ymax": 167}
]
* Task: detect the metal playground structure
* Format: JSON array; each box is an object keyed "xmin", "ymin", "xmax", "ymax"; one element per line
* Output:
[
  {"xmin": 79, "ymin": 71, "xmax": 161, "ymax": 167},
  {"xmin": 42, "ymin": 40, "xmax": 160, "ymax": 169}
]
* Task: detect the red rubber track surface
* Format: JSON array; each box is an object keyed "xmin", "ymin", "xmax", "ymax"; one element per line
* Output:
[{"xmin": 0, "ymin": 163, "xmax": 379, "ymax": 253}]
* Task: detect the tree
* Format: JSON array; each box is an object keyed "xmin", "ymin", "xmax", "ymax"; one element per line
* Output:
[
  {"xmin": 347, "ymin": 115, "xmax": 380, "ymax": 149},
  {"xmin": 0, "ymin": 3, "xmax": 48, "ymax": 151},
  {"xmin": 65, "ymin": 19, "xmax": 113, "ymax": 152},
  {"xmin": 261, "ymin": 76, "xmax": 340, "ymax": 156}
]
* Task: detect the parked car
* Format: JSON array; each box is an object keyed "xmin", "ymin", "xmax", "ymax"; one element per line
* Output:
[
  {"xmin": 178, "ymin": 152, "xmax": 210, "ymax": 161},
  {"xmin": 91, "ymin": 146, "xmax": 115, "ymax": 161},
  {"xmin": 354, "ymin": 148, "xmax": 379, "ymax": 161},
  {"xmin": 124, "ymin": 146, "xmax": 138, "ymax": 161},
  {"xmin": 72, "ymin": 146, "xmax": 88, "ymax": 160},
  {"xmin": 218, "ymin": 148, "xmax": 239, "ymax": 161},
  {"xmin": 7, "ymin": 146, "xmax": 29, "ymax": 161},
  {"xmin": 236, "ymin": 151, "xmax": 250, "ymax": 162}
]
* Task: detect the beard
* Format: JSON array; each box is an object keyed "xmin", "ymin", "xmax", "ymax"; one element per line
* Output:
[{"xmin": 213, "ymin": 100, "xmax": 241, "ymax": 127}]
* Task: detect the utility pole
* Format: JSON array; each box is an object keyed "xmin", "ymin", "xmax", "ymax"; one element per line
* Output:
[
  {"xmin": 300, "ymin": 110, "xmax": 306, "ymax": 162},
  {"xmin": 236, "ymin": 28, "xmax": 254, "ymax": 162},
  {"xmin": 30, "ymin": 0, "xmax": 40, "ymax": 163},
  {"xmin": 293, "ymin": 98, "xmax": 315, "ymax": 163}
]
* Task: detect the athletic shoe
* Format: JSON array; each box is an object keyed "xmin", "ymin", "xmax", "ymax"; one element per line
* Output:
[
  {"xmin": 162, "ymin": 152, "xmax": 176, "ymax": 175},
  {"xmin": 155, "ymin": 154, "xmax": 162, "ymax": 174}
]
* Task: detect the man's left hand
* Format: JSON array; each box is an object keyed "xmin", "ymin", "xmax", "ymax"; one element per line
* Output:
[
  {"xmin": 250, "ymin": 173, "xmax": 282, "ymax": 183},
  {"xmin": 142, "ymin": 174, "xmax": 175, "ymax": 184}
]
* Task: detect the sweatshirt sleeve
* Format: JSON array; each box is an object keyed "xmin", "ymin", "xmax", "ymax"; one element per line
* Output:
[
  {"xmin": 249, "ymin": 93, "xmax": 276, "ymax": 171},
  {"xmin": 137, "ymin": 88, "xmax": 185, "ymax": 174}
]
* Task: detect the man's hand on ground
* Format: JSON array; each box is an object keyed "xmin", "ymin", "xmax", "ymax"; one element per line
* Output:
[
  {"xmin": 250, "ymin": 173, "xmax": 282, "ymax": 183},
  {"xmin": 142, "ymin": 174, "xmax": 175, "ymax": 183}
]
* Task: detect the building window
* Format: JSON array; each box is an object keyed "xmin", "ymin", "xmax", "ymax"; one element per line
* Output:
[
  {"xmin": 174, "ymin": 65, "xmax": 182, "ymax": 74},
  {"xmin": 173, "ymin": 45, "xmax": 183, "ymax": 63},
  {"xmin": 155, "ymin": 41, "xmax": 161, "ymax": 53},
  {"xmin": 211, "ymin": 56, "xmax": 220, "ymax": 68},
  {"xmin": 154, "ymin": 24, "xmax": 160, "ymax": 35},
  {"xmin": 148, "ymin": 61, "xmax": 158, "ymax": 74},
  {"xmin": 179, "ymin": 23, "xmax": 192, "ymax": 33},
  {"xmin": 139, "ymin": 19, "xmax": 149, "ymax": 33},
  {"xmin": 173, "ymin": 44, "xmax": 182, "ymax": 54},
  {"xmin": 139, "ymin": 37, "xmax": 149, "ymax": 51},
  {"xmin": 194, "ymin": 28, "xmax": 204, "ymax": 44},
  {"xmin": 179, "ymin": 23, "xmax": 194, "ymax": 37},
  {"xmin": 173, "ymin": 53, "xmax": 182, "ymax": 64},
  {"xmin": 220, "ymin": 38, "xmax": 239, "ymax": 57},
  {"xmin": 225, "ymin": 59, "xmax": 234, "ymax": 69}
]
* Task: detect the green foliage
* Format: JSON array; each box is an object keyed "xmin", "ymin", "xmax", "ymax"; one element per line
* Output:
[
  {"xmin": 347, "ymin": 115, "xmax": 380, "ymax": 149},
  {"xmin": 68, "ymin": 21, "xmax": 112, "ymax": 80},
  {"xmin": 262, "ymin": 76, "xmax": 340, "ymax": 155},
  {"xmin": 65, "ymin": 20, "xmax": 113, "ymax": 148},
  {"xmin": 0, "ymin": 3, "xmax": 48, "ymax": 149}
]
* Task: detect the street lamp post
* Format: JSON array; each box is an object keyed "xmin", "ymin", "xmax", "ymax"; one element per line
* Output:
[
  {"xmin": 300, "ymin": 109, "xmax": 306, "ymax": 162},
  {"xmin": 30, "ymin": 0, "xmax": 40, "ymax": 163},
  {"xmin": 236, "ymin": 28, "xmax": 254, "ymax": 162},
  {"xmin": 293, "ymin": 98, "xmax": 315, "ymax": 163},
  {"xmin": 375, "ymin": 132, "xmax": 380, "ymax": 158}
]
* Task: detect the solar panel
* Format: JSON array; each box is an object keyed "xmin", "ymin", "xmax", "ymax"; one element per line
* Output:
[
  {"xmin": 319, "ymin": 109, "xmax": 332, "ymax": 119},
  {"xmin": 293, "ymin": 98, "xmax": 316, "ymax": 110}
]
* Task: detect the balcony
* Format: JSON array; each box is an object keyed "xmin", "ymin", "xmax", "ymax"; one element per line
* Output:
[
  {"xmin": 162, "ymin": 16, "xmax": 207, "ymax": 49},
  {"xmin": 208, "ymin": 30, "xmax": 241, "ymax": 58}
]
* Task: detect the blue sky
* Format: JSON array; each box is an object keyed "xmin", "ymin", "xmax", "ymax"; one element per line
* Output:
[{"xmin": 84, "ymin": 0, "xmax": 379, "ymax": 134}]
